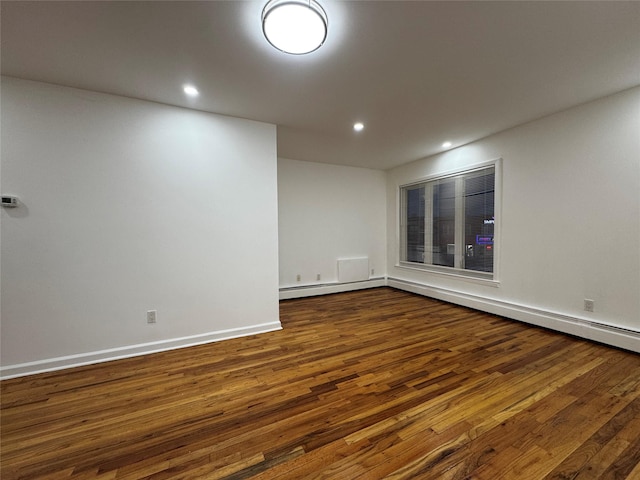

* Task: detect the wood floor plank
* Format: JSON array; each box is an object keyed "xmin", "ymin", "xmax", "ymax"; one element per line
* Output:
[
  {"xmin": 547, "ymin": 426, "xmax": 630, "ymax": 480},
  {"xmin": 2, "ymin": 287, "xmax": 639, "ymax": 479}
]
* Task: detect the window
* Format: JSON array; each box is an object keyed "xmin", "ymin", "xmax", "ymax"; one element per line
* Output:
[{"xmin": 400, "ymin": 164, "xmax": 496, "ymax": 279}]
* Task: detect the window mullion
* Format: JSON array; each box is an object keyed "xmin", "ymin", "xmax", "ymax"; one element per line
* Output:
[
  {"xmin": 400, "ymin": 188, "xmax": 407, "ymax": 262},
  {"xmin": 424, "ymin": 183, "xmax": 433, "ymax": 265},
  {"xmin": 454, "ymin": 177, "xmax": 465, "ymax": 269}
]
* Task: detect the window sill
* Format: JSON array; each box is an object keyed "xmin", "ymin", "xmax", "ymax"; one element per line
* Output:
[{"xmin": 396, "ymin": 262, "xmax": 500, "ymax": 287}]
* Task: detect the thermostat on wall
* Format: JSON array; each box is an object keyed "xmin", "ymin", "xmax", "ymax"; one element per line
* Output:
[{"xmin": 1, "ymin": 195, "xmax": 19, "ymax": 208}]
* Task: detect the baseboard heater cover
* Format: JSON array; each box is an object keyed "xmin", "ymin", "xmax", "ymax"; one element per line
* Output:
[
  {"xmin": 387, "ymin": 276, "xmax": 639, "ymax": 353},
  {"xmin": 280, "ymin": 278, "xmax": 386, "ymax": 300}
]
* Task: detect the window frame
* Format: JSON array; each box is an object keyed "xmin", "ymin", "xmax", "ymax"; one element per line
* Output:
[{"xmin": 397, "ymin": 158, "xmax": 501, "ymax": 286}]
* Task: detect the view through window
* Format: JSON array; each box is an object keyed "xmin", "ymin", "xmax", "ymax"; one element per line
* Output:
[{"xmin": 401, "ymin": 165, "xmax": 495, "ymax": 277}]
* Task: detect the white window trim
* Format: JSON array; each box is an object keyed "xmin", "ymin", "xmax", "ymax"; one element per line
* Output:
[
  {"xmin": 396, "ymin": 158, "xmax": 502, "ymax": 283},
  {"xmin": 396, "ymin": 261, "xmax": 500, "ymax": 287}
]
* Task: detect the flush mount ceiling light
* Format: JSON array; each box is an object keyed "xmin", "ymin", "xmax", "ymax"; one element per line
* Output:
[
  {"xmin": 262, "ymin": 0, "xmax": 328, "ymax": 55},
  {"xmin": 353, "ymin": 122, "xmax": 364, "ymax": 132}
]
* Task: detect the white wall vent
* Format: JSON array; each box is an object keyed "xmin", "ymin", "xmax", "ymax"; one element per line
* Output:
[{"xmin": 337, "ymin": 257, "xmax": 369, "ymax": 283}]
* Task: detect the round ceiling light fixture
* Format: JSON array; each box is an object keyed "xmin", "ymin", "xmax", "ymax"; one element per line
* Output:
[{"xmin": 262, "ymin": 0, "xmax": 328, "ymax": 55}]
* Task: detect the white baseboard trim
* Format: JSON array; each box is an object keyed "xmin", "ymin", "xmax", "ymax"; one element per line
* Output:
[
  {"xmin": 0, "ymin": 322, "xmax": 282, "ymax": 380},
  {"xmin": 279, "ymin": 278, "xmax": 387, "ymax": 300},
  {"xmin": 387, "ymin": 277, "xmax": 640, "ymax": 353},
  {"xmin": 5, "ymin": 279, "xmax": 637, "ymax": 379}
]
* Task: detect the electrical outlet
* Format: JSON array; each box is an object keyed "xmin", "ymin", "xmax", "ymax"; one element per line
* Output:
[
  {"xmin": 584, "ymin": 299, "xmax": 594, "ymax": 313},
  {"xmin": 316, "ymin": 273, "xmax": 321, "ymax": 281},
  {"xmin": 296, "ymin": 274, "xmax": 301, "ymax": 282},
  {"xmin": 371, "ymin": 268, "xmax": 375, "ymax": 276},
  {"xmin": 147, "ymin": 310, "xmax": 157, "ymax": 324}
]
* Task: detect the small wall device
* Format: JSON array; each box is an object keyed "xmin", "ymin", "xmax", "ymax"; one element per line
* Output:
[{"xmin": 1, "ymin": 195, "xmax": 19, "ymax": 208}]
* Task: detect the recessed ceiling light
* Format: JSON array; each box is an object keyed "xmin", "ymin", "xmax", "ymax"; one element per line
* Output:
[
  {"xmin": 183, "ymin": 85, "xmax": 199, "ymax": 97},
  {"xmin": 353, "ymin": 122, "xmax": 364, "ymax": 132},
  {"xmin": 262, "ymin": 0, "xmax": 328, "ymax": 55},
  {"xmin": 442, "ymin": 141, "xmax": 452, "ymax": 148}
]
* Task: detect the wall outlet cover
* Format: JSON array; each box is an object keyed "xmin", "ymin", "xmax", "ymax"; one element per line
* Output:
[{"xmin": 584, "ymin": 299, "xmax": 594, "ymax": 313}]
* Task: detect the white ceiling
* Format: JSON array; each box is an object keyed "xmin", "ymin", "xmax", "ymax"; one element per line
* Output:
[{"xmin": 2, "ymin": 1, "xmax": 639, "ymax": 170}]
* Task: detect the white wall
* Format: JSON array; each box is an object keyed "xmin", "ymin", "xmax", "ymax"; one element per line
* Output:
[
  {"xmin": 3, "ymin": 78, "xmax": 637, "ymax": 377},
  {"xmin": 387, "ymin": 87, "xmax": 640, "ymax": 350},
  {"xmin": 1, "ymin": 77, "xmax": 281, "ymax": 377},
  {"xmin": 278, "ymin": 158, "xmax": 387, "ymax": 294}
]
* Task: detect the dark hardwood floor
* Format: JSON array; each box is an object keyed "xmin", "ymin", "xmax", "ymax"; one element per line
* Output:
[{"xmin": 2, "ymin": 287, "xmax": 639, "ymax": 479}]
